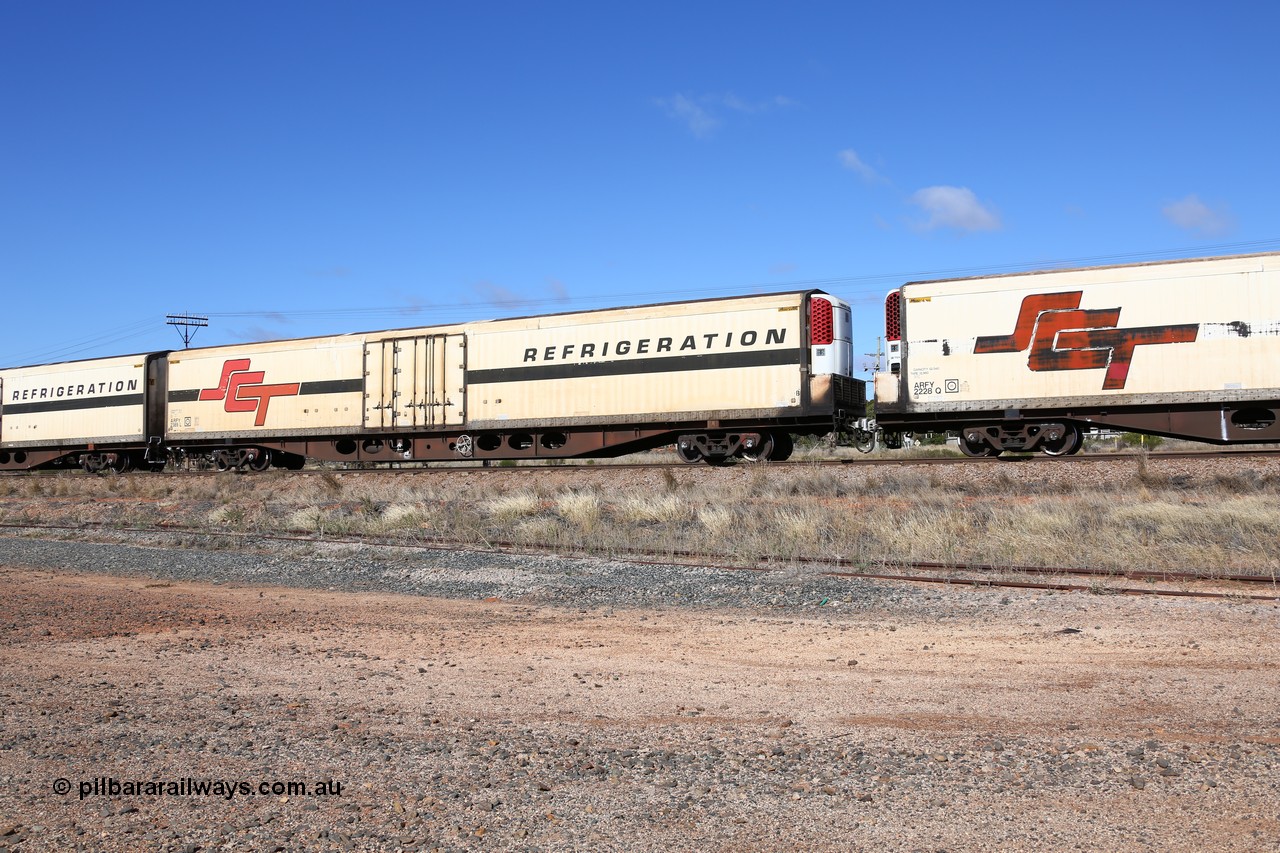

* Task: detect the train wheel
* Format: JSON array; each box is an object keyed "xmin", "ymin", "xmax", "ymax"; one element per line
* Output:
[
  {"xmin": 246, "ymin": 449, "xmax": 272, "ymax": 472},
  {"xmin": 675, "ymin": 442, "xmax": 702, "ymax": 464},
  {"xmin": 959, "ymin": 434, "xmax": 1000, "ymax": 457},
  {"xmin": 739, "ymin": 433, "xmax": 775, "ymax": 463},
  {"xmin": 767, "ymin": 431, "xmax": 793, "ymax": 461},
  {"xmin": 1041, "ymin": 425, "xmax": 1082, "ymax": 457}
]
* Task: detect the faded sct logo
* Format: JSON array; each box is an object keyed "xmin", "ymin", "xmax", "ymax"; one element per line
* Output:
[{"xmin": 973, "ymin": 292, "xmax": 1199, "ymax": 390}]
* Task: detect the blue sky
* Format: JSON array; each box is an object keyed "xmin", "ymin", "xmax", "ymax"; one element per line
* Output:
[{"xmin": 3, "ymin": 2, "xmax": 1277, "ymax": 372}]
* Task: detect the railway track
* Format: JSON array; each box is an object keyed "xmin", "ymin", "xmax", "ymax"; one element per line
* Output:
[
  {"xmin": 1, "ymin": 520, "xmax": 1274, "ymax": 602},
  {"xmin": 5, "ymin": 446, "xmax": 1280, "ymax": 478},
  {"xmin": 287, "ymin": 445, "xmax": 1280, "ymax": 475},
  {"xmin": 289, "ymin": 445, "xmax": 1280, "ymax": 475}
]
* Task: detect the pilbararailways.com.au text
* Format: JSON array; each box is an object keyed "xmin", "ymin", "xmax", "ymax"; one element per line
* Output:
[{"xmin": 56, "ymin": 777, "xmax": 343, "ymax": 801}]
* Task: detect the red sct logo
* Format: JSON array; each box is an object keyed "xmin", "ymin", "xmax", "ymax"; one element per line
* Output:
[
  {"xmin": 974, "ymin": 292, "xmax": 1199, "ymax": 390},
  {"xmin": 199, "ymin": 359, "xmax": 300, "ymax": 426}
]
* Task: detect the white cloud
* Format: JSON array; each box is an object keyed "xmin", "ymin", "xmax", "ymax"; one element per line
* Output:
[
  {"xmin": 908, "ymin": 186, "xmax": 1001, "ymax": 232},
  {"xmin": 1162, "ymin": 194, "xmax": 1234, "ymax": 235},
  {"xmin": 838, "ymin": 148, "xmax": 883, "ymax": 183},
  {"xmin": 656, "ymin": 92, "xmax": 793, "ymax": 138},
  {"xmin": 657, "ymin": 94, "xmax": 720, "ymax": 138}
]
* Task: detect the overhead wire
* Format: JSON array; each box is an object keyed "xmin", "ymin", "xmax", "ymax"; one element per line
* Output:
[
  {"xmin": 3, "ymin": 237, "xmax": 1278, "ymax": 366},
  {"xmin": 2, "ymin": 317, "xmax": 165, "ymax": 366},
  {"xmin": 197, "ymin": 236, "xmax": 1280, "ymax": 323}
]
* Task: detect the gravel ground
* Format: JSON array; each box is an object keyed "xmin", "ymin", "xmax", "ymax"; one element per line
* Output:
[
  {"xmin": 1, "ymin": 533, "xmax": 1278, "ymax": 851},
  {"xmin": 0, "ymin": 535, "xmax": 920, "ymax": 612}
]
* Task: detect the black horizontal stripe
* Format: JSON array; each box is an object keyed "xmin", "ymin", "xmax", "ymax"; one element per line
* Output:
[
  {"xmin": 299, "ymin": 378, "xmax": 363, "ymax": 395},
  {"xmin": 4, "ymin": 393, "xmax": 145, "ymax": 415},
  {"xmin": 467, "ymin": 348, "xmax": 801, "ymax": 385},
  {"xmin": 168, "ymin": 389, "xmax": 200, "ymax": 402}
]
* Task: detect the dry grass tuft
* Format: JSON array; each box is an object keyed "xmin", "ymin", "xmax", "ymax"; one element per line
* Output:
[
  {"xmin": 697, "ymin": 506, "xmax": 737, "ymax": 539},
  {"xmin": 513, "ymin": 517, "xmax": 561, "ymax": 545},
  {"xmin": 370, "ymin": 503, "xmax": 429, "ymax": 533},
  {"xmin": 556, "ymin": 489, "xmax": 602, "ymax": 532},
  {"xmin": 208, "ymin": 505, "xmax": 249, "ymax": 528},
  {"xmin": 485, "ymin": 491, "xmax": 542, "ymax": 523},
  {"xmin": 285, "ymin": 506, "xmax": 327, "ymax": 533},
  {"xmin": 614, "ymin": 494, "xmax": 686, "ymax": 525}
]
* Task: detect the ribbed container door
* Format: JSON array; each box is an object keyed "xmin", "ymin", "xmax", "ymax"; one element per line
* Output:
[{"xmin": 365, "ymin": 335, "xmax": 465, "ymax": 429}]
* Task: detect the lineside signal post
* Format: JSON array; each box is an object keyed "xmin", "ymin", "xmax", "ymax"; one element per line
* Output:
[{"xmin": 166, "ymin": 313, "xmax": 209, "ymax": 349}]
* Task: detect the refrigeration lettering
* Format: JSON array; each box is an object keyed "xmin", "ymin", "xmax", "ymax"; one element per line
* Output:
[
  {"xmin": 12, "ymin": 379, "xmax": 138, "ymax": 402},
  {"xmin": 522, "ymin": 328, "xmax": 786, "ymax": 363}
]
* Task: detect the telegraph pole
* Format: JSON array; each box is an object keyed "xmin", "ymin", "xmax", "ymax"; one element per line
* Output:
[
  {"xmin": 862, "ymin": 335, "xmax": 883, "ymax": 374},
  {"xmin": 166, "ymin": 313, "xmax": 208, "ymax": 349}
]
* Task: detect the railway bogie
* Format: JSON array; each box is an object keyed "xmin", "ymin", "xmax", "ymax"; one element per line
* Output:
[{"xmin": 675, "ymin": 429, "xmax": 797, "ymax": 464}]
